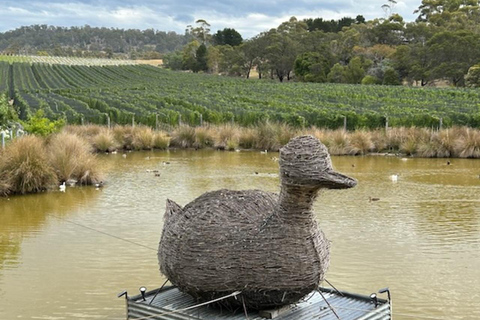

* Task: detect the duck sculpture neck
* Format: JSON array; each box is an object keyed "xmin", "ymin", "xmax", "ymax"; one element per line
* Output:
[{"xmin": 278, "ymin": 184, "xmax": 319, "ymax": 216}]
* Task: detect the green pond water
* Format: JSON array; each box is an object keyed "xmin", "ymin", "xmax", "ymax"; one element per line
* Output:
[{"xmin": 0, "ymin": 150, "xmax": 479, "ymax": 319}]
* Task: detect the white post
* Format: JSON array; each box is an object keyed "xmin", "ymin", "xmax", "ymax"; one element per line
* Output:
[{"xmin": 343, "ymin": 116, "xmax": 347, "ymax": 131}]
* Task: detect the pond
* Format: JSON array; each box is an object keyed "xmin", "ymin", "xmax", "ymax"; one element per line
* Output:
[{"xmin": 1, "ymin": 150, "xmax": 479, "ymax": 319}]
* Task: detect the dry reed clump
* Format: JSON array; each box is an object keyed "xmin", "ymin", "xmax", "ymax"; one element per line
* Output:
[
  {"xmin": 153, "ymin": 131, "xmax": 170, "ymax": 149},
  {"xmin": 386, "ymin": 127, "xmax": 409, "ymax": 151},
  {"xmin": 276, "ymin": 123, "xmax": 298, "ymax": 147},
  {"xmin": 238, "ymin": 127, "xmax": 257, "ymax": 149},
  {"xmin": 92, "ymin": 128, "xmax": 118, "ymax": 152},
  {"xmin": 0, "ymin": 151, "xmax": 11, "ymax": 196},
  {"xmin": 214, "ymin": 124, "xmax": 239, "ymax": 150},
  {"xmin": 194, "ymin": 126, "xmax": 215, "ymax": 148},
  {"xmin": 326, "ymin": 129, "xmax": 349, "ymax": 155},
  {"xmin": 370, "ymin": 129, "xmax": 388, "ymax": 152},
  {"xmin": 255, "ymin": 122, "xmax": 281, "ymax": 151},
  {"xmin": 132, "ymin": 126, "xmax": 154, "ymax": 150},
  {"xmin": 0, "ymin": 136, "xmax": 57, "ymax": 194},
  {"xmin": 306, "ymin": 127, "xmax": 329, "ymax": 147},
  {"xmin": 348, "ymin": 130, "xmax": 374, "ymax": 155},
  {"xmin": 48, "ymin": 132, "xmax": 95, "ymax": 182},
  {"xmin": 171, "ymin": 125, "xmax": 196, "ymax": 148},
  {"xmin": 455, "ymin": 128, "xmax": 480, "ymax": 158},
  {"xmin": 113, "ymin": 125, "xmax": 134, "ymax": 150}
]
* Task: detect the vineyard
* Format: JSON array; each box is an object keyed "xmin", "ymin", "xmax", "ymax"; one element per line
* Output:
[{"xmin": 1, "ymin": 58, "xmax": 480, "ymax": 129}]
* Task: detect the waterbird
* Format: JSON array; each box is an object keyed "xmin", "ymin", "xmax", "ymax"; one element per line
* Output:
[
  {"xmin": 95, "ymin": 181, "xmax": 104, "ymax": 189},
  {"xmin": 260, "ymin": 149, "xmax": 268, "ymax": 154},
  {"xmin": 447, "ymin": 161, "xmax": 451, "ymax": 165},
  {"xmin": 369, "ymin": 196, "xmax": 380, "ymax": 202},
  {"xmin": 59, "ymin": 182, "xmax": 66, "ymax": 192},
  {"xmin": 111, "ymin": 150, "xmax": 117, "ymax": 154},
  {"xmin": 158, "ymin": 135, "xmax": 357, "ymax": 309},
  {"xmin": 122, "ymin": 154, "xmax": 127, "ymax": 158},
  {"xmin": 391, "ymin": 174, "xmax": 398, "ymax": 182},
  {"xmin": 162, "ymin": 161, "xmax": 170, "ymax": 165}
]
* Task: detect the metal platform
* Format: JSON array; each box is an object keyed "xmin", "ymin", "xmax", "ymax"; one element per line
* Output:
[{"xmin": 121, "ymin": 285, "xmax": 392, "ymax": 320}]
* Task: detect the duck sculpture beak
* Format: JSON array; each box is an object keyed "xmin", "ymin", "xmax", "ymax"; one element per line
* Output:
[{"xmin": 318, "ymin": 170, "xmax": 357, "ymax": 189}]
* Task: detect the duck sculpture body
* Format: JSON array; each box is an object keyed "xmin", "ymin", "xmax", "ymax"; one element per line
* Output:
[{"xmin": 158, "ymin": 136, "xmax": 357, "ymax": 309}]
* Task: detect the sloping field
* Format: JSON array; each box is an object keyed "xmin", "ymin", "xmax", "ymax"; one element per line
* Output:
[{"xmin": 1, "ymin": 59, "xmax": 479, "ymax": 128}]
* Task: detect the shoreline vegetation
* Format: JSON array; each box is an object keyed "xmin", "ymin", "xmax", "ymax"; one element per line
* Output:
[
  {"xmin": 64, "ymin": 123, "xmax": 480, "ymax": 158},
  {"xmin": 1, "ymin": 122, "xmax": 479, "ymax": 197}
]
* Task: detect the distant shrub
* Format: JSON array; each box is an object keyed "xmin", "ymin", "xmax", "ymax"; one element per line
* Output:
[
  {"xmin": 361, "ymin": 75, "xmax": 380, "ymax": 85},
  {"xmin": 22, "ymin": 109, "xmax": 65, "ymax": 136}
]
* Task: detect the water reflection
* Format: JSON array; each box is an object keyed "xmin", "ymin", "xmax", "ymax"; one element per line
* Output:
[{"xmin": 0, "ymin": 188, "xmax": 101, "ymax": 270}]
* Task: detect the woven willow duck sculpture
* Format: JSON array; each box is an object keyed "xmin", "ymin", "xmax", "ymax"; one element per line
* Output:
[{"xmin": 158, "ymin": 135, "xmax": 357, "ymax": 309}]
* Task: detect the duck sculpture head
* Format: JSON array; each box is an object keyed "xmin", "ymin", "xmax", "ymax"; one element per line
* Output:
[{"xmin": 158, "ymin": 135, "xmax": 357, "ymax": 310}]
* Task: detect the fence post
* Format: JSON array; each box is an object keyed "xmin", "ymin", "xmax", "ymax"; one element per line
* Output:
[
  {"xmin": 200, "ymin": 113, "xmax": 203, "ymax": 127},
  {"xmin": 385, "ymin": 116, "xmax": 389, "ymax": 131},
  {"xmin": 132, "ymin": 114, "xmax": 135, "ymax": 128},
  {"xmin": 178, "ymin": 114, "xmax": 182, "ymax": 126},
  {"xmin": 343, "ymin": 116, "xmax": 347, "ymax": 131},
  {"xmin": 439, "ymin": 118, "xmax": 443, "ymax": 130},
  {"xmin": 1, "ymin": 131, "xmax": 5, "ymax": 149}
]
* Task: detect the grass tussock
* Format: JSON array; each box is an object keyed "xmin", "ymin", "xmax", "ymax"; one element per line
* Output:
[
  {"xmin": 238, "ymin": 128, "xmax": 257, "ymax": 149},
  {"xmin": 92, "ymin": 128, "xmax": 118, "ymax": 152},
  {"xmin": 214, "ymin": 125, "xmax": 239, "ymax": 150},
  {"xmin": 255, "ymin": 122, "xmax": 281, "ymax": 151},
  {"xmin": 455, "ymin": 128, "xmax": 480, "ymax": 158},
  {"xmin": 348, "ymin": 130, "xmax": 374, "ymax": 155},
  {"xmin": 0, "ymin": 136, "xmax": 57, "ymax": 194},
  {"xmin": 132, "ymin": 126, "xmax": 154, "ymax": 150},
  {"xmin": 48, "ymin": 132, "xmax": 102, "ymax": 185},
  {"xmin": 171, "ymin": 125, "xmax": 196, "ymax": 148},
  {"xmin": 113, "ymin": 125, "xmax": 134, "ymax": 150},
  {"xmin": 326, "ymin": 129, "xmax": 349, "ymax": 155},
  {"xmin": 153, "ymin": 132, "xmax": 170, "ymax": 149},
  {"xmin": 194, "ymin": 126, "xmax": 215, "ymax": 148}
]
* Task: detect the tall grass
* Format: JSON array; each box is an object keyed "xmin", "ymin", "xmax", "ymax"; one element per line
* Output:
[
  {"xmin": 455, "ymin": 128, "xmax": 480, "ymax": 158},
  {"xmin": 56, "ymin": 124, "xmax": 480, "ymax": 158},
  {"xmin": 171, "ymin": 125, "xmax": 196, "ymax": 148},
  {"xmin": 48, "ymin": 132, "xmax": 102, "ymax": 184},
  {"xmin": 153, "ymin": 132, "xmax": 170, "ymax": 149},
  {"xmin": 92, "ymin": 128, "xmax": 118, "ymax": 152},
  {"xmin": 132, "ymin": 126, "xmax": 154, "ymax": 150},
  {"xmin": 194, "ymin": 126, "xmax": 215, "ymax": 148},
  {"xmin": 0, "ymin": 136, "xmax": 57, "ymax": 194},
  {"xmin": 214, "ymin": 125, "xmax": 239, "ymax": 150}
]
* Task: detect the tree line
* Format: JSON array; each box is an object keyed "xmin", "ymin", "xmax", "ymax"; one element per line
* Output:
[
  {"xmin": 0, "ymin": 25, "xmax": 189, "ymax": 59},
  {"xmin": 164, "ymin": 0, "xmax": 480, "ymax": 87}
]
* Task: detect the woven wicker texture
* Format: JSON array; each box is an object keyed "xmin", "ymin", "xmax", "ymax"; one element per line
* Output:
[{"xmin": 158, "ymin": 135, "xmax": 357, "ymax": 309}]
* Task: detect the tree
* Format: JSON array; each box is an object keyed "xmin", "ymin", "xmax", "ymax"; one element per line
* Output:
[
  {"xmin": 465, "ymin": 64, "xmax": 480, "ymax": 87},
  {"xmin": 382, "ymin": 67, "xmax": 401, "ymax": 85},
  {"xmin": 186, "ymin": 19, "xmax": 211, "ymax": 45},
  {"xmin": 194, "ymin": 43, "xmax": 208, "ymax": 72},
  {"xmin": 294, "ymin": 51, "xmax": 333, "ymax": 82},
  {"xmin": 213, "ymin": 28, "xmax": 243, "ymax": 46},
  {"xmin": 327, "ymin": 63, "xmax": 346, "ymax": 83},
  {"xmin": 427, "ymin": 30, "xmax": 480, "ymax": 86}
]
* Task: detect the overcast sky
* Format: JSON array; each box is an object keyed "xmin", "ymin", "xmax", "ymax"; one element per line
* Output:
[{"xmin": 1, "ymin": 0, "xmax": 422, "ymax": 38}]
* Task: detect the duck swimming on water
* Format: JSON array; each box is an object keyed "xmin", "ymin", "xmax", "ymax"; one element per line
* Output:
[{"xmin": 158, "ymin": 136, "xmax": 357, "ymax": 309}]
